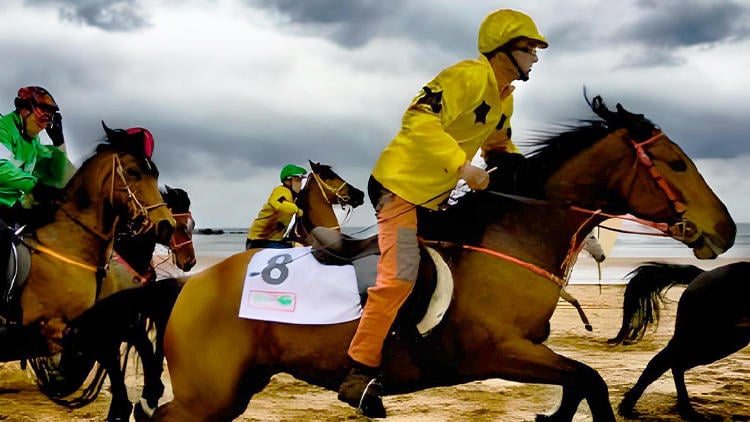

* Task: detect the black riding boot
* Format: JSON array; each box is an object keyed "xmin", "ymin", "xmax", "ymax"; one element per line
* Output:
[{"xmin": 337, "ymin": 361, "xmax": 386, "ymax": 418}]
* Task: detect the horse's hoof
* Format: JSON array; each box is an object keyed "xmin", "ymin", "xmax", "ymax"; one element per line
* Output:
[
  {"xmin": 584, "ymin": 324, "xmax": 593, "ymax": 331},
  {"xmin": 338, "ymin": 370, "xmax": 386, "ymax": 418},
  {"xmin": 617, "ymin": 398, "xmax": 637, "ymax": 418},
  {"xmin": 106, "ymin": 400, "xmax": 134, "ymax": 422},
  {"xmin": 134, "ymin": 400, "xmax": 155, "ymax": 422}
]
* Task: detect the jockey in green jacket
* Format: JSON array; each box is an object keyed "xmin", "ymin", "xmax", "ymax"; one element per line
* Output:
[{"xmin": 0, "ymin": 86, "xmax": 69, "ymax": 214}]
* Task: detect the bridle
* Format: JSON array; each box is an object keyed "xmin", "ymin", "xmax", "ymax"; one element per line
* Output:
[
  {"xmin": 169, "ymin": 211, "xmax": 194, "ymax": 251},
  {"xmin": 309, "ymin": 170, "xmax": 351, "ymax": 205},
  {"xmin": 452, "ymin": 129, "xmax": 691, "ymax": 289},
  {"xmin": 25, "ymin": 153, "xmax": 168, "ymax": 275}
]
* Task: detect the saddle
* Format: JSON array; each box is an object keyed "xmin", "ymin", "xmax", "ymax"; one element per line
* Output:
[
  {"xmin": 309, "ymin": 227, "xmax": 453, "ymax": 337},
  {"xmin": 0, "ymin": 222, "xmax": 32, "ymax": 338}
]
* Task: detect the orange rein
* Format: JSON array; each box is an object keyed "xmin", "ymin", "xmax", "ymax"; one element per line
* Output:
[{"xmin": 443, "ymin": 131, "xmax": 686, "ymax": 289}]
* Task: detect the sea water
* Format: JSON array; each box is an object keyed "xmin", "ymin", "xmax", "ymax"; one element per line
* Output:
[{"xmin": 191, "ymin": 223, "xmax": 750, "ymax": 284}]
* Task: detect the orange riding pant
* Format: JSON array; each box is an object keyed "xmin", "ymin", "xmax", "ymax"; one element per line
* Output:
[{"xmin": 348, "ymin": 192, "xmax": 419, "ymax": 368}]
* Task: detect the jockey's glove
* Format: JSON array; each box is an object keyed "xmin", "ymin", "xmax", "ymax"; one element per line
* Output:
[{"xmin": 46, "ymin": 112, "xmax": 65, "ymax": 146}]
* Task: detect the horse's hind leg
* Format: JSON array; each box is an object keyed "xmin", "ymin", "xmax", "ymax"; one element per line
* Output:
[
  {"xmin": 618, "ymin": 343, "xmax": 673, "ymax": 417},
  {"xmin": 481, "ymin": 339, "xmax": 614, "ymax": 421},
  {"xmin": 671, "ymin": 366, "xmax": 702, "ymax": 420}
]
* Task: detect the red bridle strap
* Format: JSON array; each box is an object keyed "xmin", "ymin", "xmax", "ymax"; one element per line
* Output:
[{"xmin": 631, "ymin": 132, "xmax": 686, "ymax": 214}]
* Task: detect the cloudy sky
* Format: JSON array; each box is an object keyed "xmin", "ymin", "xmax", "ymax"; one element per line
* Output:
[{"xmin": 2, "ymin": 0, "xmax": 749, "ymax": 229}]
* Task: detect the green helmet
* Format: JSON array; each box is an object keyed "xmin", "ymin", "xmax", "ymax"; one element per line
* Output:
[{"xmin": 280, "ymin": 164, "xmax": 307, "ymax": 182}]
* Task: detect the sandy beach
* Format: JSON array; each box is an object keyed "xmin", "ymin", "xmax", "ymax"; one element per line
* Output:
[{"xmin": 1, "ymin": 255, "xmax": 748, "ymax": 421}]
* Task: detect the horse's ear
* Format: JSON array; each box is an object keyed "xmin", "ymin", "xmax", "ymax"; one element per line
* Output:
[
  {"xmin": 102, "ymin": 121, "xmax": 115, "ymax": 142},
  {"xmin": 615, "ymin": 103, "xmax": 644, "ymax": 120},
  {"xmin": 591, "ymin": 96, "xmax": 617, "ymax": 122}
]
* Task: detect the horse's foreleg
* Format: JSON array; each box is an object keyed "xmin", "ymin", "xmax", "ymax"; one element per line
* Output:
[
  {"xmin": 130, "ymin": 321, "xmax": 164, "ymax": 412},
  {"xmin": 102, "ymin": 348, "xmax": 133, "ymax": 422},
  {"xmin": 618, "ymin": 343, "xmax": 673, "ymax": 417},
  {"xmin": 474, "ymin": 339, "xmax": 614, "ymax": 421}
]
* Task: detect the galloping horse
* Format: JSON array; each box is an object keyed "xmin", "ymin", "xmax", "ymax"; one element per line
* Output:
[
  {"xmin": 287, "ymin": 160, "xmax": 365, "ymax": 244},
  {"xmin": 152, "ymin": 96, "xmax": 735, "ymax": 421},
  {"xmin": 614, "ymin": 262, "xmax": 750, "ymax": 419},
  {"xmin": 105, "ymin": 185, "xmax": 196, "ymax": 293},
  {"xmin": 37, "ymin": 161, "xmax": 363, "ymax": 421},
  {"xmin": 0, "ymin": 122, "xmax": 174, "ymax": 361},
  {"xmin": 29, "ymin": 186, "xmax": 196, "ymax": 421}
]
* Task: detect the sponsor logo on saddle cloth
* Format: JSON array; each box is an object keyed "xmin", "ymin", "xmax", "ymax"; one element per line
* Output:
[{"xmin": 239, "ymin": 247, "xmax": 362, "ymax": 324}]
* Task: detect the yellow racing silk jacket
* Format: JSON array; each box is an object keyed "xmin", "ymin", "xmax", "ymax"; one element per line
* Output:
[
  {"xmin": 372, "ymin": 55, "xmax": 518, "ymax": 210},
  {"xmin": 247, "ymin": 185, "xmax": 301, "ymax": 241}
]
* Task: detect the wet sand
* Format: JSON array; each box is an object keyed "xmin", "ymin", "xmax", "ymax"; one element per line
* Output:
[{"xmin": 1, "ymin": 257, "xmax": 748, "ymax": 421}]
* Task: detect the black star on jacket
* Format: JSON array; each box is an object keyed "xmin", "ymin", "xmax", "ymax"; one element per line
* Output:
[
  {"xmin": 415, "ymin": 86, "xmax": 443, "ymax": 114},
  {"xmin": 474, "ymin": 101, "xmax": 491, "ymax": 124}
]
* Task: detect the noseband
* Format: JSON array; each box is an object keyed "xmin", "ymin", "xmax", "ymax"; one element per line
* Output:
[{"xmin": 310, "ymin": 170, "xmax": 350, "ymax": 205}]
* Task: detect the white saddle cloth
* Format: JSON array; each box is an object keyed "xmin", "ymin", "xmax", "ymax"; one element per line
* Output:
[{"xmin": 238, "ymin": 246, "xmax": 362, "ymax": 324}]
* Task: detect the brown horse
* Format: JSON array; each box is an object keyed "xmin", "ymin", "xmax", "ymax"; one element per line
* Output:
[
  {"xmin": 0, "ymin": 123, "xmax": 174, "ymax": 362},
  {"xmin": 153, "ymin": 96, "xmax": 735, "ymax": 421},
  {"xmin": 31, "ymin": 161, "xmax": 363, "ymax": 421},
  {"xmin": 287, "ymin": 160, "xmax": 365, "ymax": 244},
  {"xmin": 27, "ymin": 186, "xmax": 196, "ymax": 420}
]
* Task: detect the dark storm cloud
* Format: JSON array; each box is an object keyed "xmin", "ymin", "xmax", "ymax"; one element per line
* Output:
[
  {"xmin": 93, "ymin": 110, "xmax": 388, "ymax": 183},
  {"xmin": 247, "ymin": 0, "xmax": 476, "ymax": 52},
  {"xmin": 25, "ymin": 0, "xmax": 150, "ymax": 31},
  {"xmin": 622, "ymin": 0, "xmax": 750, "ymax": 47}
]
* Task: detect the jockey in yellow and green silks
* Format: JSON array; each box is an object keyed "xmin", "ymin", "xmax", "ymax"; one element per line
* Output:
[
  {"xmin": 338, "ymin": 9, "xmax": 548, "ymax": 418},
  {"xmin": 245, "ymin": 164, "xmax": 307, "ymax": 250}
]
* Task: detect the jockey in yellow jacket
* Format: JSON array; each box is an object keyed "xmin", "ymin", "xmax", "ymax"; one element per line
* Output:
[
  {"xmin": 245, "ymin": 164, "xmax": 307, "ymax": 250},
  {"xmin": 338, "ymin": 9, "xmax": 548, "ymax": 417}
]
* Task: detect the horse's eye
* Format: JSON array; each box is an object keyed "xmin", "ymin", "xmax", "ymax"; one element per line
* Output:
[
  {"xmin": 126, "ymin": 168, "xmax": 142, "ymax": 179},
  {"xmin": 668, "ymin": 160, "xmax": 687, "ymax": 172}
]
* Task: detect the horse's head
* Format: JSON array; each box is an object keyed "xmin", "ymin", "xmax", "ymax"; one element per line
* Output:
[
  {"xmin": 307, "ymin": 161, "xmax": 365, "ymax": 208},
  {"xmin": 529, "ymin": 95, "xmax": 736, "ymax": 259},
  {"xmin": 162, "ymin": 185, "xmax": 196, "ymax": 271},
  {"xmin": 96, "ymin": 121, "xmax": 175, "ymax": 244}
]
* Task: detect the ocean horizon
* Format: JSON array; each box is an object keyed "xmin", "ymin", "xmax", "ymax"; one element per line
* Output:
[{"xmin": 190, "ymin": 223, "xmax": 750, "ymax": 285}]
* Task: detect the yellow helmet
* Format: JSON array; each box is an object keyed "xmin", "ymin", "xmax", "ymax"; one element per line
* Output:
[{"xmin": 478, "ymin": 9, "xmax": 548, "ymax": 54}]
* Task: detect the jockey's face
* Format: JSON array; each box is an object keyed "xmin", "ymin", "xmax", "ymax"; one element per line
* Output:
[
  {"xmin": 20, "ymin": 108, "xmax": 47, "ymax": 138},
  {"xmin": 289, "ymin": 176, "xmax": 303, "ymax": 194},
  {"xmin": 509, "ymin": 40, "xmax": 540, "ymax": 80}
]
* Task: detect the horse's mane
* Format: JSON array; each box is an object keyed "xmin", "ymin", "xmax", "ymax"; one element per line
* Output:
[
  {"xmin": 419, "ymin": 96, "xmax": 658, "ymax": 244},
  {"xmin": 161, "ymin": 186, "xmax": 190, "ymax": 213}
]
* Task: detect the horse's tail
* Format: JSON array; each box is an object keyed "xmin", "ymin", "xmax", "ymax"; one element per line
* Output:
[{"xmin": 607, "ymin": 262, "xmax": 704, "ymax": 345}]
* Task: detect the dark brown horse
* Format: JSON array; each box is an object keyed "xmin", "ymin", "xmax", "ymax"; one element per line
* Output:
[
  {"xmin": 614, "ymin": 262, "xmax": 750, "ymax": 420},
  {"xmin": 0, "ymin": 123, "xmax": 174, "ymax": 361},
  {"xmin": 29, "ymin": 186, "xmax": 196, "ymax": 421},
  {"xmin": 154, "ymin": 96, "xmax": 735, "ymax": 421}
]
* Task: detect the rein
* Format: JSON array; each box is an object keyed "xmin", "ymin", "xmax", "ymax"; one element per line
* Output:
[
  {"xmin": 426, "ymin": 130, "xmax": 689, "ymax": 289},
  {"xmin": 25, "ymin": 153, "xmax": 168, "ymax": 288}
]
